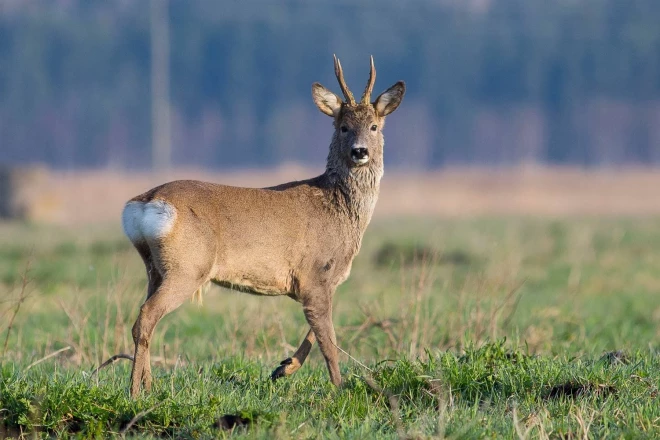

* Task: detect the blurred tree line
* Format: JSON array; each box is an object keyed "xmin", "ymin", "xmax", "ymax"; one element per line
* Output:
[{"xmin": 1, "ymin": 0, "xmax": 659, "ymax": 169}]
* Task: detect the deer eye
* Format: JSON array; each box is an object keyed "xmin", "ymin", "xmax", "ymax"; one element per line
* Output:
[
  {"xmin": 370, "ymin": 124, "xmax": 378, "ymax": 131},
  {"xmin": 340, "ymin": 126, "xmax": 348, "ymax": 133}
]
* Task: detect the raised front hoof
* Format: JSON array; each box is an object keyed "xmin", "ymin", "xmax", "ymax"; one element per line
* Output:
[{"xmin": 270, "ymin": 358, "xmax": 293, "ymax": 381}]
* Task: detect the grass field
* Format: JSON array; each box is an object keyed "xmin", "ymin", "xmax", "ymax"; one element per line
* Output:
[{"xmin": 1, "ymin": 216, "xmax": 660, "ymax": 438}]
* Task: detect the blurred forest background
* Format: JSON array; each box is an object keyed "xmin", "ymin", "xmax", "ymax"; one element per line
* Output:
[{"xmin": 1, "ymin": 0, "xmax": 660, "ymax": 170}]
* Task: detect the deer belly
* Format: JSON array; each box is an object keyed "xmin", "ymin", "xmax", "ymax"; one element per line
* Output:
[{"xmin": 210, "ymin": 271, "xmax": 293, "ymax": 297}]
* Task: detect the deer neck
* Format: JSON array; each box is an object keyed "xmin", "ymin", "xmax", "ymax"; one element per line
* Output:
[{"xmin": 323, "ymin": 149, "xmax": 383, "ymax": 231}]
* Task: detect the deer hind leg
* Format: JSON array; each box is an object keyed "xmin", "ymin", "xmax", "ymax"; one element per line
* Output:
[
  {"xmin": 132, "ymin": 242, "xmax": 164, "ymax": 391},
  {"xmin": 130, "ymin": 273, "xmax": 202, "ymax": 398},
  {"xmin": 302, "ymin": 293, "xmax": 341, "ymax": 386},
  {"xmin": 271, "ymin": 328, "xmax": 316, "ymax": 380},
  {"xmin": 139, "ymin": 263, "xmax": 163, "ymax": 392}
]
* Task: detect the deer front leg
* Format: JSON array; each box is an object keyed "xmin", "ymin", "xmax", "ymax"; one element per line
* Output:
[
  {"xmin": 271, "ymin": 328, "xmax": 316, "ymax": 380},
  {"xmin": 302, "ymin": 293, "xmax": 341, "ymax": 386}
]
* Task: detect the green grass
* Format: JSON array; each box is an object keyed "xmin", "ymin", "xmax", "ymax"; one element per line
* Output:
[{"xmin": 1, "ymin": 217, "xmax": 660, "ymax": 438}]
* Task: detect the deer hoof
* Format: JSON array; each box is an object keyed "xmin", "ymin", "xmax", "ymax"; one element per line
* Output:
[{"xmin": 270, "ymin": 358, "xmax": 293, "ymax": 381}]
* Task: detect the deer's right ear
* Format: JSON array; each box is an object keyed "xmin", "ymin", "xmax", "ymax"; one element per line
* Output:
[{"xmin": 312, "ymin": 83, "xmax": 343, "ymax": 117}]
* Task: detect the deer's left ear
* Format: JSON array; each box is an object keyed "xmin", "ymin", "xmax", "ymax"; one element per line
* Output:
[{"xmin": 374, "ymin": 81, "xmax": 406, "ymax": 117}]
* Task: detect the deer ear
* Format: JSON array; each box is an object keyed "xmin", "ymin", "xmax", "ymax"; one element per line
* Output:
[
  {"xmin": 312, "ymin": 83, "xmax": 342, "ymax": 117},
  {"xmin": 374, "ymin": 81, "xmax": 406, "ymax": 117}
]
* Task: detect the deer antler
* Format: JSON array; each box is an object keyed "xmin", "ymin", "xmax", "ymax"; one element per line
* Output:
[
  {"xmin": 361, "ymin": 56, "xmax": 376, "ymax": 104},
  {"xmin": 334, "ymin": 54, "xmax": 356, "ymax": 106}
]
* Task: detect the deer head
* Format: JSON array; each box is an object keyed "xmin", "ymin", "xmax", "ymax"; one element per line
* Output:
[{"xmin": 312, "ymin": 55, "xmax": 405, "ymax": 172}]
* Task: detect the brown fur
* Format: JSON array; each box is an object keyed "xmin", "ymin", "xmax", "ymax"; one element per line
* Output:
[{"xmin": 123, "ymin": 56, "xmax": 405, "ymax": 396}]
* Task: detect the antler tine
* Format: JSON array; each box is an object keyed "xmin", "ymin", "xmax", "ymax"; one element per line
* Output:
[
  {"xmin": 361, "ymin": 55, "xmax": 376, "ymax": 104},
  {"xmin": 333, "ymin": 54, "xmax": 356, "ymax": 106}
]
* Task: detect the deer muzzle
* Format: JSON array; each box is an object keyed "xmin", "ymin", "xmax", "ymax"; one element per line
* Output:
[{"xmin": 351, "ymin": 146, "xmax": 369, "ymax": 165}]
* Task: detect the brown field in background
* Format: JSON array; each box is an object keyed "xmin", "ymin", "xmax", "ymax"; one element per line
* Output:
[{"xmin": 8, "ymin": 165, "xmax": 660, "ymax": 225}]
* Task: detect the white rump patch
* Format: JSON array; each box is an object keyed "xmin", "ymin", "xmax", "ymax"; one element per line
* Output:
[
  {"xmin": 121, "ymin": 199, "xmax": 177, "ymax": 243},
  {"xmin": 142, "ymin": 200, "xmax": 177, "ymax": 239},
  {"xmin": 122, "ymin": 201, "xmax": 145, "ymax": 243}
]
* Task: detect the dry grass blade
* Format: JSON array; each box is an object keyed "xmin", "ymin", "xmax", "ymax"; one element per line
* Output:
[
  {"xmin": 2, "ymin": 259, "xmax": 33, "ymax": 357},
  {"xmin": 363, "ymin": 376, "xmax": 406, "ymax": 439},
  {"xmin": 119, "ymin": 400, "xmax": 166, "ymax": 436},
  {"xmin": 500, "ymin": 278, "xmax": 527, "ymax": 328},
  {"xmin": 512, "ymin": 404, "xmax": 537, "ymax": 440},
  {"xmin": 91, "ymin": 353, "xmax": 135, "ymax": 377},
  {"xmin": 572, "ymin": 406, "xmax": 596, "ymax": 440},
  {"xmin": 331, "ymin": 340, "xmax": 373, "ymax": 373},
  {"xmin": 25, "ymin": 346, "xmax": 71, "ymax": 371},
  {"xmin": 347, "ymin": 304, "xmax": 399, "ymax": 350}
]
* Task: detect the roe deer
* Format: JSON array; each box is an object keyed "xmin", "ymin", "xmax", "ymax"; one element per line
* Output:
[{"xmin": 122, "ymin": 55, "xmax": 405, "ymax": 396}]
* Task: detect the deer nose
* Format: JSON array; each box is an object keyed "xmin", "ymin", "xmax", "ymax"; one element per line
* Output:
[{"xmin": 351, "ymin": 147, "xmax": 369, "ymax": 160}]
